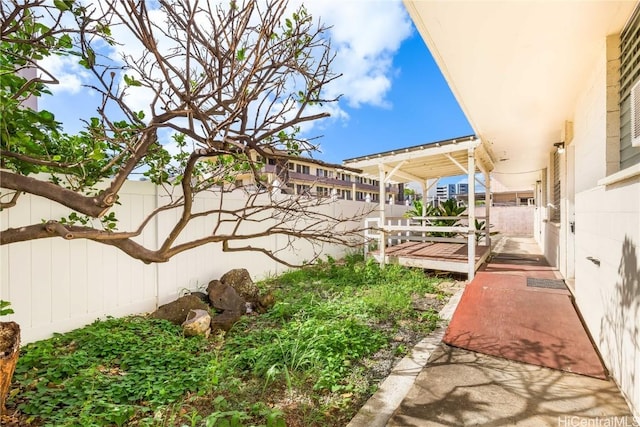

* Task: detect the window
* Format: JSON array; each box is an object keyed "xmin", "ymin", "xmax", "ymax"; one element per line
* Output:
[
  {"xmin": 267, "ymin": 158, "xmax": 276, "ymax": 165},
  {"xmin": 296, "ymin": 184, "xmax": 310, "ymax": 195},
  {"xmin": 316, "ymin": 169, "xmax": 333, "ymax": 178},
  {"xmin": 620, "ymin": 5, "xmax": 640, "ymax": 168},
  {"xmin": 551, "ymin": 151, "xmax": 561, "ymax": 223},
  {"xmin": 342, "ymin": 190, "xmax": 352, "ymax": 200},
  {"xmin": 316, "ymin": 186, "xmax": 330, "ymax": 197},
  {"xmin": 288, "ymin": 162, "xmax": 295, "ymax": 170},
  {"xmin": 296, "ymin": 164, "xmax": 310, "ymax": 174}
]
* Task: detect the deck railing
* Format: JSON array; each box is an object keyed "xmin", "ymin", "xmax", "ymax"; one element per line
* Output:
[{"xmin": 364, "ymin": 215, "xmax": 490, "ymax": 253}]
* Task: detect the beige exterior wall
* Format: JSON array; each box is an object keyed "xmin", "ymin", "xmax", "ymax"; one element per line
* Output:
[
  {"xmin": 535, "ymin": 34, "xmax": 640, "ymax": 417},
  {"xmin": 0, "ymin": 181, "xmax": 407, "ymax": 344}
]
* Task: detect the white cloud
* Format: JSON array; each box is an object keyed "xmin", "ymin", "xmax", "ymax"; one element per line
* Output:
[
  {"xmin": 38, "ymin": 53, "xmax": 91, "ymax": 95},
  {"xmin": 40, "ymin": 1, "xmax": 413, "ymax": 145},
  {"xmin": 303, "ymin": 0, "xmax": 413, "ymax": 109},
  {"xmin": 109, "ymin": 1, "xmax": 412, "ymax": 117}
]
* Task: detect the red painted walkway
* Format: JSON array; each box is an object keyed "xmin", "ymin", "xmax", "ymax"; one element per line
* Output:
[{"xmin": 443, "ymin": 251, "xmax": 608, "ymax": 379}]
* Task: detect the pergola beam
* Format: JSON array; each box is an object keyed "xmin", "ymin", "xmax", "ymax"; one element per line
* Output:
[
  {"xmin": 383, "ymin": 161, "xmax": 406, "ymax": 183},
  {"xmin": 378, "ymin": 164, "xmax": 424, "ymax": 183},
  {"xmin": 444, "ymin": 153, "xmax": 468, "ymax": 175}
]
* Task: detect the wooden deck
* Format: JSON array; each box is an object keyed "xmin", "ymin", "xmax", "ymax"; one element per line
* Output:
[{"xmin": 371, "ymin": 242, "xmax": 491, "ymax": 274}]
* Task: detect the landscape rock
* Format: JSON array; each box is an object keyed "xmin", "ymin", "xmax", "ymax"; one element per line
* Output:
[
  {"xmin": 210, "ymin": 311, "xmax": 243, "ymax": 332},
  {"xmin": 206, "ymin": 279, "xmax": 222, "ymax": 295},
  {"xmin": 181, "ymin": 309, "xmax": 211, "ymax": 338},
  {"xmin": 0, "ymin": 321, "xmax": 20, "ymax": 416},
  {"xmin": 256, "ymin": 291, "xmax": 276, "ymax": 313},
  {"xmin": 149, "ymin": 295, "xmax": 208, "ymax": 325},
  {"xmin": 207, "ymin": 280, "xmax": 246, "ymax": 313},
  {"xmin": 220, "ymin": 269, "xmax": 258, "ymax": 302},
  {"xmin": 189, "ymin": 291, "xmax": 210, "ymax": 305}
]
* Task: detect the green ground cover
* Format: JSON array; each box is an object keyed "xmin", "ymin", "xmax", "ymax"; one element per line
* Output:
[{"xmin": 7, "ymin": 254, "xmax": 449, "ymax": 427}]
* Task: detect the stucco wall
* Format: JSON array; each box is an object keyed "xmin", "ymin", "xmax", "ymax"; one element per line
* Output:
[
  {"xmin": 569, "ymin": 39, "xmax": 640, "ymax": 417},
  {"xmin": 574, "ymin": 179, "xmax": 640, "ymax": 418},
  {"xmin": 487, "ymin": 206, "xmax": 534, "ymax": 236}
]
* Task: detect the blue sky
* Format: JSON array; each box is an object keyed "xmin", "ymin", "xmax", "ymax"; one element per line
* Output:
[
  {"xmin": 38, "ymin": 1, "xmax": 473, "ymax": 185},
  {"xmin": 313, "ymin": 32, "xmax": 473, "ymax": 165}
]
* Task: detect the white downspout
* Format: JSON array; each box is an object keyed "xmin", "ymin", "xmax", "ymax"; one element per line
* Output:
[
  {"xmin": 378, "ymin": 164, "xmax": 386, "ymax": 267},
  {"xmin": 467, "ymin": 148, "xmax": 476, "ymax": 280}
]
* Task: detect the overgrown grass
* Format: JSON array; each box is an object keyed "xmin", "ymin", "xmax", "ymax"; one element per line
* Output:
[{"xmin": 8, "ymin": 253, "xmax": 449, "ymax": 426}]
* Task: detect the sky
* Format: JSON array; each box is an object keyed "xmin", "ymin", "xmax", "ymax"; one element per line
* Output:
[{"xmin": 38, "ymin": 0, "xmax": 473, "ymax": 185}]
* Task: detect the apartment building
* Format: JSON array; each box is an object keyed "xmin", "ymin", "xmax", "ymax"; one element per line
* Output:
[{"xmin": 235, "ymin": 150, "xmax": 404, "ymax": 203}]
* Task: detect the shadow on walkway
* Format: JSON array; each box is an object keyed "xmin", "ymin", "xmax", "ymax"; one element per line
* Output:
[{"xmin": 387, "ymin": 236, "xmax": 635, "ymax": 426}]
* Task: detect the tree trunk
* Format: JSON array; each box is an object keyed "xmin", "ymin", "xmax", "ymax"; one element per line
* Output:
[{"xmin": 0, "ymin": 321, "xmax": 20, "ymax": 416}]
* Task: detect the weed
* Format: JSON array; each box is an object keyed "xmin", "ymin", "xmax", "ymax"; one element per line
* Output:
[
  {"xmin": 9, "ymin": 255, "xmax": 448, "ymax": 426},
  {"xmin": 0, "ymin": 299, "xmax": 14, "ymax": 316},
  {"xmin": 12, "ymin": 317, "xmax": 219, "ymax": 426}
]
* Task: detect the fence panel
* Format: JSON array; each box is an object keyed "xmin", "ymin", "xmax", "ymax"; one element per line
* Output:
[{"xmin": 0, "ymin": 181, "xmax": 396, "ymax": 343}]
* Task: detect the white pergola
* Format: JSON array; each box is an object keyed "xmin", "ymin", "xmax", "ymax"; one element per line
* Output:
[{"xmin": 343, "ymin": 135, "xmax": 495, "ymax": 279}]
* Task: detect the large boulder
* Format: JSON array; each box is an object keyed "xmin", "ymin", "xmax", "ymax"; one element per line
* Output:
[
  {"xmin": 181, "ymin": 309, "xmax": 211, "ymax": 338},
  {"xmin": 210, "ymin": 311, "xmax": 243, "ymax": 332},
  {"xmin": 220, "ymin": 269, "xmax": 259, "ymax": 302},
  {"xmin": 207, "ymin": 280, "xmax": 246, "ymax": 313},
  {"xmin": 188, "ymin": 291, "xmax": 210, "ymax": 305},
  {"xmin": 149, "ymin": 295, "xmax": 209, "ymax": 325}
]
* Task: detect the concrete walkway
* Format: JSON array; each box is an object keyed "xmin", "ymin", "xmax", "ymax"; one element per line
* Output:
[{"xmin": 349, "ymin": 236, "xmax": 637, "ymax": 427}]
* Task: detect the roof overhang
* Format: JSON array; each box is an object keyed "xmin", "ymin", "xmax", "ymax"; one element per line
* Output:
[
  {"xmin": 403, "ymin": 0, "xmax": 637, "ymax": 190},
  {"xmin": 343, "ymin": 135, "xmax": 495, "ymax": 183}
]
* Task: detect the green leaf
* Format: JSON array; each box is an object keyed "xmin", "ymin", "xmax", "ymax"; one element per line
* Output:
[
  {"xmin": 86, "ymin": 48, "xmax": 95, "ymax": 67},
  {"xmin": 58, "ymin": 34, "xmax": 73, "ymax": 49},
  {"xmin": 0, "ymin": 300, "xmax": 15, "ymax": 316},
  {"xmin": 236, "ymin": 48, "xmax": 246, "ymax": 61},
  {"xmin": 53, "ymin": 0, "xmax": 70, "ymax": 11},
  {"xmin": 90, "ymin": 149, "xmax": 104, "ymax": 161},
  {"xmin": 38, "ymin": 110, "xmax": 56, "ymax": 123},
  {"xmin": 123, "ymin": 75, "xmax": 141, "ymax": 87}
]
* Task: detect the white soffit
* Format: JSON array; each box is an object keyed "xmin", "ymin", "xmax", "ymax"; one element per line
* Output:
[{"xmin": 403, "ymin": 0, "xmax": 637, "ymax": 189}]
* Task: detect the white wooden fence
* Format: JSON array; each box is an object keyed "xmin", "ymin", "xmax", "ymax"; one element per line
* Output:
[{"xmin": 0, "ymin": 180, "xmax": 408, "ymax": 344}]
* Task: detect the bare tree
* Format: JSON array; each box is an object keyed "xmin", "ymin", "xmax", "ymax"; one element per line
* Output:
[{"xmin": 0, "ymin": 0, "xmax": 370, "ymax": 265}]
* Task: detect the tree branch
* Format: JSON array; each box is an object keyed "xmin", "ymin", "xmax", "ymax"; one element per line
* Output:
[{"xmin": 0, "ymin": 171, "xmax": 108, "ymax": 217}]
